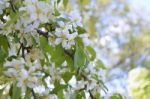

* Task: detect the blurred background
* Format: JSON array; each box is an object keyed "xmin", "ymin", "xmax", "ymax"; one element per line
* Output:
[{"xmin": 59, "ymin": 0, "xmax": 150, "ymax": 98}]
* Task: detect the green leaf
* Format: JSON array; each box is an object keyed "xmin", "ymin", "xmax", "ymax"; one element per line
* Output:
[
  {"xmin": 70, "ymin": 93, "xmax": 77, "ymax": 99},
  {"xmin": 54, "ymin": 8, "xmax": 60, "ymax": 16},
  {"xmin": 78, "ymin": 91, "xmax": 86, "ymax": 99},
  {"xmin": 65, "ymin": 54, "xmax": 74, "ymax": 70},
  {"xmin": 57, "ymin": 0, "xmax": 61, "ymax": 4},
  {"xmin": 57, "ymin": 90, "xmax": 64, "ymax": 99},
  {"xmin": 56, "ymin": 17, "xmax": 69, "ymax": 22},
  {"xmin": 74, "ymin": 45, "xmax": 86, "ymax": 69},
  {"xmin": 96, "ymin": 59, "xmax": 106, "ymax": 70},
  {"xmin": 76, "ymin": 26, "xmax": 87, "ymax": 34},
  {"xmin": 0, "ymin": 48, "xmax": 8, "ymax": 65},
  {"xmin": 76, "ymin": 93, "xmax": 82, "ymax": 99},
  {"xmin": 62, "ymin": 71, "xmax": 73, "ymax": 83},
  {"xmin": 70, "ymin": 92, "xmax": 85, "ymax": 99},
  {"xmin": 75, "ymin": 37, "xmax": 84, "ymax": 46},
  {"xmin": 51, "ymin": 80, "xmax": 67, "ymax": 94},
  {"xmin": 54, "ymin": 2, "xmax": 60, "ymax": 16},
  {"xmin": 0, "ymin": 88, "xmax": 4, "ymax": 98},
  {"xmin": 40, "ymin": 37, "xmax": 66, "ymax": 66},
  {"xmin": 24, "ymin": 88, "xmax": 32, "ymax": 99},
  {"xmin": 94, "ymin": 92, "xmax": 101, "ymax": 98},
  {"xmin": 40, "ymin": 36, "xmax": 53, "ymax": 53},
  {"xmin": 0, "ymin": 35, "xmax": 9, "ymax": 52},
  {"xmin": 11, "ymin": 84, "xmax": 21, "ymax": 99},
  {"xmin": 40, "ymin": 36, "xmax": 48, "ymax": 50},
  {"xmin": 85, "ymin": 46, "xmax": 96, "ymax": 61},
  {"xmin": 110, "ymin": 94, "xmax": 123, "ymax": 99},
  {"xmin": 51, "ymin": 45, "xmax": 65, "ymax": 66},
  {"xmin": 63, "ymin": 0, "xmax": 69, "ymax": 7}
]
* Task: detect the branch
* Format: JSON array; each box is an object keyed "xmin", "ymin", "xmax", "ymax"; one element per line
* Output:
[
  {"xmin": 17, "ymin": 43, "xmax": 22, "ymax": 56},
  {"xmin": 89, "ymin": 90, "xmax": 97, "ymax": 99},
  {"xmin": 36, "ymin": 29, "xmax": 48, "ymax": 38},
  {"xmin": 31, "ymin": 89, "xmax": 37, "ymax": 99},
  {"xmin": 17, "ymin": 42, "xmax": 32, "ymax": 57},
  {"xmin": 64, "ymin": 49, "xmax": 74, "ymax": 59},
  {"xmin": 78, "ymin": 85, "xmax": 87, "ymax": 92},
  {"xmin": 21, "ymin": 43, "xmax": 25, "ymax": 58},
  {"xmin": 10, "ymin": 0, "xmax": 17, "ymax": 13}
]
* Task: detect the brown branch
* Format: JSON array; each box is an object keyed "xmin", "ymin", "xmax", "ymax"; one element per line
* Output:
[
  {"xmin": 21, "ymin": 43, "xmax": 25, "ymax": 58},
  {"xmin": 17, "ymin": 43, "xmax": 22, "ymax": 56},
  {"xmin": 64, "ymin": 50, "xmax": 74, "ymax": 60},
  {"xmin": 10, "ymin": 0, "xmax": 17, "ymax": 13},
  {"xmin": 78, "ymin": 85, "xmax": 87, "ymax": 92},
  {"xmin": 36, "ymin": 29, "xmax": 48, "ymax": 38},
  {"xmin": 17, "ymin": 42, "xmax": 32, "ymax": 57},
  {"xmin": 89, "ymin": 90, "xmax": 97, "ymax": 99},
  {"xmin": 19, "ymin": 43, "xmax": 37, "ymax": 99},
  {"xmin": 31, "ymin": 89, "xmax": 37, "ymax": 99}
]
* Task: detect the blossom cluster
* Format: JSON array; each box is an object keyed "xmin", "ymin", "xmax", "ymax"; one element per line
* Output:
[{"xmin": 0, "ymin": 0, "xmax": 104, "ymax": 98}]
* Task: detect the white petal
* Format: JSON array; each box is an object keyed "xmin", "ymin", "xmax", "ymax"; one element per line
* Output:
[
  {"xmin": 27, "ymin": 5, "xmax": 36, "ymax": 13},
  {"xmin": 58, "ymin": 21, "xmax": 65, "ymax": 27},
  {"xmin": 30, "ymin": 13, "xmax": 37, "ymax": 21},
  {"xmin": 79, "ymin": 34, "xmax": 88, "ymax": 38},
  {"xmin": 55, "ymin": 38, "xmax": 62, "ymax": 45},
  {"xmin": 68, "ymin": 32, "xmax": 77, "ymax": 40},
  {"xmin": 55, "ymin": 28, "xmax": 62, "ymax": 37},
  {"xmin": 21, "ymin": 69, "xmax": 29, "ymax": 78},
  {"xmin": 39, "ymin": 14, "xmax": 48, "ymax": 23},
  {"xmin": 83, "ymin": 38, "xmax": 90, "ymax": 46},
  {"xmin": 62, "ymin": 40, "xmax": 68, "ymax": 48}
]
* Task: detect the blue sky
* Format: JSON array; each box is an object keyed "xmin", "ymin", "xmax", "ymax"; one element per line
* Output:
[{"xmin": 131, "ymin": 0, "xmax": 150, "ymax": 11}]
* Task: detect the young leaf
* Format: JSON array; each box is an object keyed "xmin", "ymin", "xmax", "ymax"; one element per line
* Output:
[
  {"xmin": 65, "ymin": 54, "xmax": 74, "ymax": 70},
  {"xmin": 110, "ymin": 94, "xmax": 123, "ymax": 99},
  {"xmin": 74, "ymin": 45, "xmax": 86, "ymax": 68},
  {"xmin": 51, "ymin": 45, "xmax": 65, "ymax": 66},
  {"xmin": 96, "ymin": 59, "xmax": 106, "ymax": 70},
  {"xmin": 62, "ymin": 71, "xmax": 73, "ymax": 83},
  {"xmin": 51, "ymin": 80, "xmax": 67, "ymax": 94},
  {"xmin": 54, "ymin": 2, "xmax": 60, "ymax": 16},
  {"xmin": 0, "ymin": 35, "xmax": 9, "ymax": 52},
  {"xmin": 57, "ymin": 90, "xmax": 64, "ymax": 99},
  {"xmin": 11, "ymin": 84, "xmax": 21, "ymax": 99},
  {"xmin": 85, "ymin": 46, "xmax": 96, "ymax": 61},
  {"xmin": 0, "ymin": 48, "xmax": 8, "ymax": 65},
  {"xmin": 63, "ymin": 0, "xmax": 69, "ymax": 7},
  {"xmin": 76, "ymin": 26, "xmax": 87, "ymax": 34}
]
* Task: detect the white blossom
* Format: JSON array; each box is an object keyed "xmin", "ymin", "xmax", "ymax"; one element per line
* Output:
[
  {"xmin": 4, "ymin": 58, "xmax": 25, "ymax": 69},
  {"xmin": 23, "ymin": 0, "xmax": 52, "ymax": 23},
  {"xmin": 17, "ymin": 68, "xmax": 38, "ymax": 93},
  {"xmin": 4, "ymin": 58, "xmax": 40, "ymax": 93},
  {"xmin": 25, "ymin": 48, "xmax": 44, "ymax": 64},
  {"xmin": 0, "ymin": 0, "xmax": 101, "ymax": 98},
  {"xmin": 79, "ymin": 34, "xmax": 91, "ymax": 46},
  {"xmin": 54, "ymin": 28, "xmax": 78, "ymax": 49},
  {"xmin": 69, "ymin": 10, "xmax": 83, "ymax": 27}
]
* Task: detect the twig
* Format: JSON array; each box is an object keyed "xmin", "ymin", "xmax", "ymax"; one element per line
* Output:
[
  {"xmin": 10, "ymin": 0, "xmax": 17, "ymax": 13},
  {"xmin": 36, "ymin": 29, "xmax": 48, "ymax": 38},
  {"xmin": 78, "ymin": 85, "xmax": 87, "ymax": 92},
  {"xmin": 21, "ymin": 43, "xmax": 25, "ymax": 58},
  {"xmin": 89, "ymin": 90, "xmax": 97, "ymax": 99},
  {"xmin": 64, "ymin": 50, "xmax": 74, "ymax": 59},
  {"xmin": 17, "ymin": 44, "xmax": 22, "ymax": 56},
  {"xmin": 31, "ymin": 89, "xmax": 37, "ymax": 99}
]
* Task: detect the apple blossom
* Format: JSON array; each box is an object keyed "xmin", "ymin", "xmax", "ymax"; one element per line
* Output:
[{"xmin": 0, "ymin": 0, "xmax": 106, "ymax": 98}]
